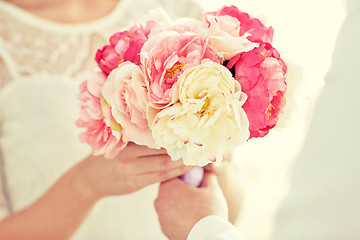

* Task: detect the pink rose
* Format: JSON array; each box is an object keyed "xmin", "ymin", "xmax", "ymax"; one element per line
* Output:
[
  {"xmin": 76, "ymin": 71, "xmax": 127, "ymax": 158},
  {"xmin": 206, "ymin": 6, "xmax": 274, "ymax": 43},
  {"xmin": 140, "ymin": 31, "xmax": 221, "ymax": 109},
  {"xmin": 102, "ymin": 62, "xmax": 158, "ymax": 147},
  {"xmin": 95, "ymin": 21, "xmax": 156, "ymax": 75},
  {"xmin": 227, "ymin": 43, "xmax": 287, "ymax": 138}
]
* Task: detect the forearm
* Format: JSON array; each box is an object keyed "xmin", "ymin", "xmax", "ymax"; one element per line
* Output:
[{"xmin": 0, "ymin": 159, "xmax": 99, "ymax": 240}]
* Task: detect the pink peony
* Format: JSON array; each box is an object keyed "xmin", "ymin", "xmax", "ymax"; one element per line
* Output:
[
  {"xmin": 206, "ymin": 6, "xmax": 274, "ymax": 43},
  {"xmin": 76, "ymin": 71, "xmax": 127, "ymax": 158},
  {"xmin": 140, "ymin": 31, "xmax": 221, "ymax": 109},
  {"xmin": 95, "ymin": 21, "xmax": 156, "ymax": 75},
  {"xmin": 227, "ymin": 43, "xmax": 287, "ymax": 138},
  {"xmin": 102, "ymin": 62, "xmax": 158, "ymax": 147}
]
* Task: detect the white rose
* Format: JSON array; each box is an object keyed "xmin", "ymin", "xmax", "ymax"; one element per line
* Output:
[{"xmin": 152, "ymin": 60, "xmax": 250, "ymax": 166}]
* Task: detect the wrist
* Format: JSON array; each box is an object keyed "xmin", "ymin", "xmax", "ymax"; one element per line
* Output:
[{"xmin": 68, "ymin": 157, "xmax": 103, "ymax": 204}]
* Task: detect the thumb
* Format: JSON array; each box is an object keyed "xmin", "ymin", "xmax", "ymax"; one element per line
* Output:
[{"xmin": 200, "ymin": 171, "xmax": 219, "ymax": 188}]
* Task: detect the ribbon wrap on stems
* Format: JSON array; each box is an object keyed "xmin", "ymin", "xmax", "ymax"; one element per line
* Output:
[{"xmin": 179, "ymin": 166, "xmax": 205, "ymax": 187}]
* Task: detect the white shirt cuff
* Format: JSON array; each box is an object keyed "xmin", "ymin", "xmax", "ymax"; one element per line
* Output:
[{"xmin": 187, "ymin": 215, "xmax": 243, "ymax": 240}]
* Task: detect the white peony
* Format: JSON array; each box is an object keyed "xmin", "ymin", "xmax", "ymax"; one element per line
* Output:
[{"xmin": 152, "ymin": 60, "xmax": 250, "ymax": 166}]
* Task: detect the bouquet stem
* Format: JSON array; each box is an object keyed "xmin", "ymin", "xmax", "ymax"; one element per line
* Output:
[{"xmin": 179, "ymin": 167, "xmax": 204, "ymax": 187}]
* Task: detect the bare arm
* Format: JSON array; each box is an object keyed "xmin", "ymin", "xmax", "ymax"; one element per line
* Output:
[{"xmin": 0, "ymin": 159, "xmax": 98, "ymax": 240}]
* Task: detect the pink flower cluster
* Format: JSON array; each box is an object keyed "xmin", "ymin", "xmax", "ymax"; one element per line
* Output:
[
  {"xmin": 77, "ymin": 5, "xmax": 288, "ymax": 161},
  {"xmin": 141, "ymin": 31, "xmax": 220, "ymax": 108},
  {"xmin": 95, "ymin": 21, "xmax": 155, "ymax": 75}
]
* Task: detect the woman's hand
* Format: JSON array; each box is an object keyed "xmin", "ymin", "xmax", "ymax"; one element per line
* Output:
[{"xmin": 79, "ymin": 143, "xmax": 193, "ymax": 200}]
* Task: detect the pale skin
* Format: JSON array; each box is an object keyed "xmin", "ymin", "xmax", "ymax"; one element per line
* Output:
[
  {"xmin": 0, "ymin": 143, "xmax": 193, "ymax": 240},
  {"xmin": 155, "ymin": 171, "xmax": 229, "ymax": 240}
]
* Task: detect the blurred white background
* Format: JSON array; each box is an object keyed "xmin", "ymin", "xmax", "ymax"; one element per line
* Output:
[{"xmin": 194, "ymin": 0, "xmax": 347, "ymax": 239}]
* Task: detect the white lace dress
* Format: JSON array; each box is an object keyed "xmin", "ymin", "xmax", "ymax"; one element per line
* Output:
[{"xmin": 0, "ymin": 0, "xmax": 202, "ymax": 239}]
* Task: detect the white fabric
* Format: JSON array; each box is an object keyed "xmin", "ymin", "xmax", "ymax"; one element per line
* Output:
[
  {"xmin": 188, "ymin": 215, "xmax": 242, "ymax": 240},
  {"xmin": 0, "ymin": 1, "xmax": 202, "ymax": 239},
  {"xmin": 271, "ymin": 1, "xmax": 360, "ymax": 239}
]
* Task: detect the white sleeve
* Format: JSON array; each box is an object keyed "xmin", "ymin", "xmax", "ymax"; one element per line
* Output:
[{"xmin": 187, "ymin": 216, "xmax": 243, "ymax": 240}]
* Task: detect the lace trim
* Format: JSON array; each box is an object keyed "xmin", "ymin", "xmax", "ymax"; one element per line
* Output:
[{"xmin": 0, "ymin": 0, "xmax": 203, "ymax": 89}]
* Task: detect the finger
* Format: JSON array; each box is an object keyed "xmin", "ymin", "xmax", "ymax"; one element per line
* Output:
[
  {"xmin": 126, "ymin": 143, "xmax": 168, "ymax": 157},
  {"xmin": 200, "ymin": 171, "xmax": 219, "ymax": 188},
  {"xmin": 134, "ymin": 155, "xmax": 185, "ymax": 174},
  {"xmin": 137, "ymin": 148, "xmax": 168, "ymax": 157},
  {"xmin": 157, "ymin": 177, "xmax": 191, "ymax": 200},
  {"xmin": 139, "ymin": 165, "xmax": 194, "ymax": 187},
  {"xmin": 159, "ymin": 177, "xmax": 185, "ymax": 191}
]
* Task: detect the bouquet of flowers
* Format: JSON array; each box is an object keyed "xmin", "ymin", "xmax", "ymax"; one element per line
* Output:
[{"xmin": 77, "ymin": 6, "xmax": 288, "ymax": 185}]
